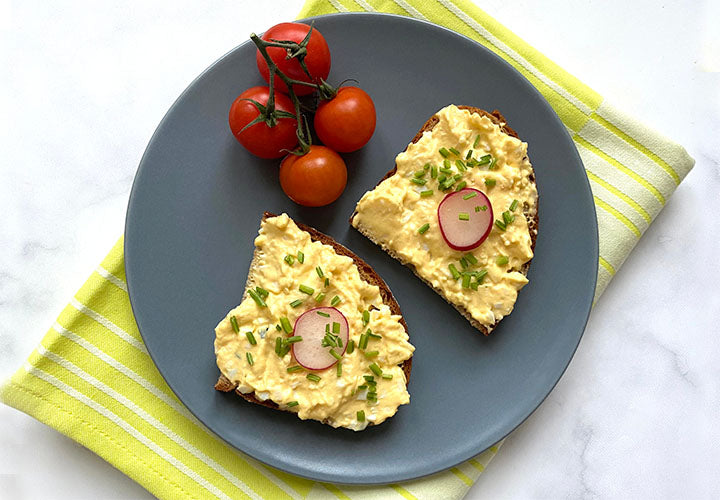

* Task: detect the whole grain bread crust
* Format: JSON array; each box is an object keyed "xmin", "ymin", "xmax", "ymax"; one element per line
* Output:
[
  {"xmin": 215, "ymin": 212, "xmax": 412, "ymax": 425},
  {"xmin": 350, "ymin": 106, "xmax": 538, "ymax": 336}
]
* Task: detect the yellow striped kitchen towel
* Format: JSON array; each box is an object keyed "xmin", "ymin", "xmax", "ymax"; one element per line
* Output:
[{"xmin": 1, "ymin": 1, "xmax": 694, "ymax": 499}]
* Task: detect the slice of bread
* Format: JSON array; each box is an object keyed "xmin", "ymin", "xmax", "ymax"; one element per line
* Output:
[
  {"xmin": 215, "ymin": 212, "xmax": 412, "ymax": 427},
  {"xmin": 350, "ymin": 106, "xmax": 538, "ymax": 335}
]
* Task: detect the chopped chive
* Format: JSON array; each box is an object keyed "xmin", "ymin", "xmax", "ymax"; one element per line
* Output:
[
  {"xmin": 503, "ymin": 211, "xmax": 515, "ymax": 225},
  {"xmin": 324, "ymin": 277, "xmax": 330, "ymax": 287},
  {"xmin": 460, "ymin": 257, "xmax": 469, "ymax": 269},
  {"xmin": 315, "ymin": 292, "xmax": 326, "ymax": 303},
  {"xmin": 479, "ymin": 205, "xmax": 488, "ymax": 211},
  {"xmin": 420, "ymin": 190, "xmax": 434, "ymax": 197},
  {"xmin": 473, "ymin": 134, "xmax": 481, "ymax": 148},
  {"xmin": 246, "ymin": 352, "xmax": 254, "ymax": 366},
  {"xmin": 287, "ymin": 401, "xmax": 299, "ymax": 407},
  {"xmin": 510, "ymin": 199, "xmax": 519, "ymax": 211},
  {"xmin": 443, "ymin": 159, "xmax": 452, "ymax": 169},
  {"xmin": 248, "ymin": 289, "xmax": 266, "ymax": 307},
  {"xmin": 449, "ymin": 263, "xmax": 460, "ymax": 280},
  {"xmin": 463, "ymin": 191, "xmax": 478, "ymax": 200},
  {"xmin": 306, "ymin": 373, "xmax": 321, "ymax": 382},
  {"xmin": 455, "ymin": 160, "xmax": 466, "ymax": 171},
  {"xmin": 439, "ymin": 167, "xmax": 453, "ymax": 175},
  {"xmin": 245, "ymin": 331, "xmax": 257, "ymax": 345},
  {"xmin": 287, "ymin": 365, "xmax": 303, "ymax": 373},
  {"xmin": 423, "ymin": 163, "xmax": 430, "ymax": 170},
  {"xmin": 359, "ymin": 333, "xmax": 369, "ymax": 350},
  {"xmin": 332, "ymin": 322, "xmax": 340, "ymax": 334},
  {"xmin": 430, "ymin": 165, "xmax": 438, "ymax": 178},
  {"xmin": 286, "ymin": 336, "xmax": 303, "ymax": 344},
  {"xmin": 462, "ymin": 273, "xmax": 471, "ymax": 289},
  {"xmin": 465, "ymin": 253, "xmax": 478, "ymax": 265},
  {"xmin": 417, "ymin": 223, "xmax": 430, "ymax": 235},
  {"xmin": 477, "ymin": 154, "xmax": 492, "ymax": 165},
  {"xmin": 441, "ymin": 179, "xmax": 455, "ymax": 191},
  {"xmin": 470, "ymin": 281, "xmax": 479, "ymax": 290},
  {"xmin": 475, "ymin": 206, "xmax": 480, "ymax": 212},
  {"xmin": 488, "ymin": 157, "xmax": 497, "ymax": 170},
  {"xmin": 364, "ymin": 351, "xmax": 379, "ymax": 358},
  {"xmin": 362, "ymin": 310, "xmax": 370, "ymax": 325},
  {"xmin": 458, "ymin": 212, "xmax": 470, "ymax": 221},
  {"xmin": 411, "ymin": 178, "xmax": 426, "ymax": 185},
  {"xmin": 455, "ymin": 181, "xmax": 467, "ymax": 191},
  {"xmin": 297, "ymin": 251, "xmax": 304, "ymax": 263},
  {"xmin": 466, "ymin": 149, "xmax": 473, "ymax": 160},
  {"xmin": 467, "ymin": 158, "xmax": 478, "ymax": 167},
  {"xmin": 414, "ymin": 169, "xmax": 426, "ymax": 178},
  {"xmin": 331, "ymin": 296, "xmax": 341, "ymax": 307},
  {"xmin": 280, "ymin": 317, "xmax": 292, "ymax": 334},
  {"xmin": 369, "ymin": 363, "xmax": 383, "ymax": 377},
  {"xmin": 275, "ymin": 337, "xmax": 282, "ymax": 355},
  {"xmin": 363, "ymin": 375, "xmax": 375, "ymax": 382},
  {"xmin": 382, "ymin": 373, "xmax": 393, "ymax": 380},
  {"xmin": 289, "ymin": 298, "xmax": 304, "ymax": 308},
  {"xmin": 337, "ymin": 362, "xmax": 342, "ymax": 377},
  {"xmin": 476, "ymin": 269, "xmax": 488, "ymax": 283},
  {"xmin": 284, "ymin": 254, "xmax": 295, "ymax": 266},
  {"xmin": 316, "ymin": 266, "xmax": 324, "ymax": 278},
  {"xmin": 325, "ymin": 323, "xmax": 330, "ymax": 333},
  {"xmin": 485, "ymin": 178, "xmax": 496, "ymax": 187},
  {"xmin": 347, "ymin": 339, "xmax": 355, "ymax": 354},
  {"xmin": 230, "ymin": 315, "xmax": 239, "ymax": 333},
  {"xmin": 366, "ymin": 330, "xmax": 382, "ymax": 339},
  {"xmin": 316, "ymin": 310, "xmax": 330, "ymax": 318},
  {"xmin": 438, "ymin": 174, "xmax": 447, "ymax": 183},
  {"xmin": 453, "ymin": 173, "xmax": 463, "ymax": 181},
  {"xmin": 357, "ymin": 384, "xmax": 368, "ymax": 391},
  {"xmin": 449, "ymin": 147, "xmax": 461, "ymax": 156},
  {"xmin": 439, "ymin": 147, "xmax": 450, "ymax": 158},
  {"xmin": 357, "ymin": 410, "xmax": 365, "ymax": 422},
  {"xmin": 255, "ymin": 286, "xmax": 269, "ymax": 299},
  {"xmin": 299, "ymin": 284, "xmax": 314, "ymax": 295},
  {"xmin": 496, "ymin": 255, "xmax": 509, "ymax": 266},
  {"xmin": 275, "ymin": 324, "xmax": 282, "ymax": 331},
  {"xmin": 329, "ymin": 349, "xmax": 342, "ymax": 360},
  {"xmin": 337, "ymin": 336, "xmax": 343, "ymax": 348},
  {"xmin": 495, "ymin": 220, "xmax": 506, "ymax": 231}
]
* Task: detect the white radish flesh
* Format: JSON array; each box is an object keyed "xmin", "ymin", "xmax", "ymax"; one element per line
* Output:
[
  {"xmin": 291, "ymin": 307, "xmax": 349, "ymax": 371},
  {"xmin": 437, "ymin": 188, "xmax": 493, "ymax": 251}
]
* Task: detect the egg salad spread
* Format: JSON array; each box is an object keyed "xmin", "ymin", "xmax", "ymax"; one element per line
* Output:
[
  {"xmin": 352, "ymin": 105, "xmax": 538, "ymax": 328},
  {"xmin": 214, "ymin": 214, "xmax": 415, "ymax": 430}
]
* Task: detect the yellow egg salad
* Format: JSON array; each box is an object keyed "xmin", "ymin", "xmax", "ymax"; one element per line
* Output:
[
  {"xmin": 214, "ymin": 214, "xmax": 415, "ymax": 430},
  {"xmin": 352, "ymin": 105, "xmax": 538, "ymax": 328}
]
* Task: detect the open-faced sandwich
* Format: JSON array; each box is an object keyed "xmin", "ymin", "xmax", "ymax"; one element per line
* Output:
[
  {"xmin": 214, "ymin": 213, "xmax": 414, "ymax": 430},
  {"xmin": 351, "ymin": 105, "xmax": 538, "ymax": 335}
]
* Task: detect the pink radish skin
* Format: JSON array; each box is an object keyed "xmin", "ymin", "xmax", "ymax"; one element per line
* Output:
[
  {"xmin": 291, "ymin": 307, "xmax": 349, "ymax": 371},
  {"xmin": 437, "ymin": 188, "xmax": 494, "ymax": 251}
]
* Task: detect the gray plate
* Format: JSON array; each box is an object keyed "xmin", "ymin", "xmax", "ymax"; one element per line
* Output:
[{"xmin": 125, "ymin": 13, "xmax": 597, "ymax": 485}]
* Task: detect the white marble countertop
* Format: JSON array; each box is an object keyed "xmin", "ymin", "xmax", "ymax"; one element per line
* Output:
[{"xmin": 1, "ymin": 1, "xmax": 718, "ymax": 498}]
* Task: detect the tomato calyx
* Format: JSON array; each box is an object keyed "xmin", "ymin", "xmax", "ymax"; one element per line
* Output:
[{"xmin": 236, "ymin": 98, "xmax": 296, "ymax": 134}]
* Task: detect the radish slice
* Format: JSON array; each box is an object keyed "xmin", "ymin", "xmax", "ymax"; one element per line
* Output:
[
  {"xmin": 291, "ymin": 307, "xmax": 349, "ymax": 371},
  {"xmin": 437, "ymin": 188, "xmax": 494, "ymax": 251}
]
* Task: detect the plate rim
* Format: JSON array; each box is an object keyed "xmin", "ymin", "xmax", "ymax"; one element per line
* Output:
[{"xmin": 124, "ymin": 11, "xmax": 599, "ymax": 485}]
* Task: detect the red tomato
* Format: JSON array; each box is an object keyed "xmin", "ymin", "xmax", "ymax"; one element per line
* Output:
[
  {"xmin": 256, "ymin": 23, "xmax": 331, "ymax": 96},
  {"xmin": 228, "ymin": 86, "xmax": 298, "ymax": 159},
  {"xmin": 314, "ymin": 87, "xmax": 376, "ymax": 152},
  {"xmin": 279, "ymin": 146, "xmax": 347, "ymax": 207}
]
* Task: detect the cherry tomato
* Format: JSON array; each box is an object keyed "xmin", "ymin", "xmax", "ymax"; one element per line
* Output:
[
  {"xmin": 256, "ymin": 23, "xmax": 331, "ymax": 96},
  {"xmin": 228, "ymin": 86, "xmax": 298, "ymax": 159},
  {"xmin": 279, "ymin": 146, "xmax": 347, "ymax": 207},
  {"xmin": 314, "ymin": 87, "xmax": 376, "ymax": 153}
]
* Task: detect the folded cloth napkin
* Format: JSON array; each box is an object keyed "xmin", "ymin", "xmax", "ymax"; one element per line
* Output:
[{"xmin": 1, "ymin": 1, "xmax": 694, "ymax": 499}]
